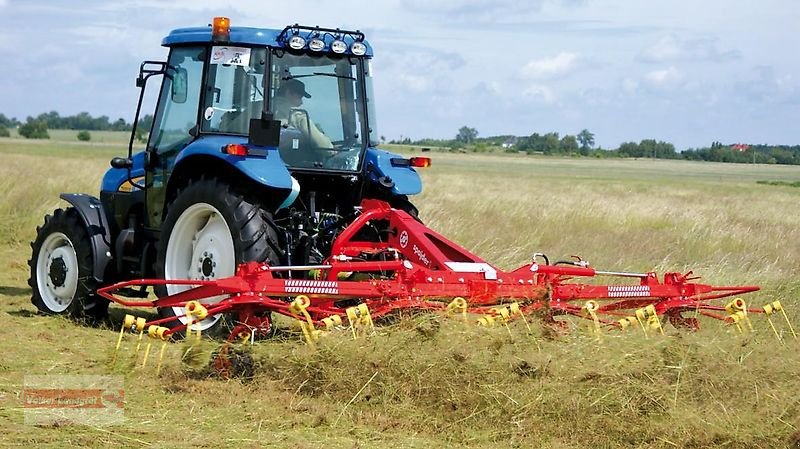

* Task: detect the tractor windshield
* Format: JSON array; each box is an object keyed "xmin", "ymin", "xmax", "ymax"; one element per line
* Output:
[
  {"xmin": 268, "ymin": 51, "xmax": 372, "ymax": 171},
  {"xmin": 198, "ymin": 46, "xmax": 374, "ymax": 172}
]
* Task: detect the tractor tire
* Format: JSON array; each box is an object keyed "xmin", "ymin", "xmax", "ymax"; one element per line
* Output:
[
  {"xmin": 155, "ymin": 178, "xmax": 281, "ymax": 338},
  {"xmin": 390, "ymin": 195, "xmax": 420, "ymax": 219},
  {"xmin": 28, "ymin": 208, "xmax": 109, "ymax": 320}
]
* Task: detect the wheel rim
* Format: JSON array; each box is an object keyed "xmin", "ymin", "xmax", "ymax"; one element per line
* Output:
[
  {"xmin": 36, "ymin": 232, "xmax": 79, "ymax": 313},
  {"xmin": 164, "ymin": 203, "xmax": 235, "ymax": 331}
]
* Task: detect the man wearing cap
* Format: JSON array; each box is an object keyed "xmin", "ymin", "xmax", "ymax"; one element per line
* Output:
[{"xmin": 273, "ymin": 78, "xmax": 333, "ymax": 149}]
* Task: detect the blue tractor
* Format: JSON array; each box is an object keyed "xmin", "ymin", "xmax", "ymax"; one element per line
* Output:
[{"xmin": 28, "ymin": 18, "xmax": 424, "ymax": 336}]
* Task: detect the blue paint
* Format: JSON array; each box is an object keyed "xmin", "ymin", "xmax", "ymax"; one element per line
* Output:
[
  {"xmin": 365, "ymin": 148, "xmax": 423, "ymax": 196},
  {"xmin": 101, "ymin": 151, "xmax": 146, "ymax": 193},
  {"xmin": 100, "ymin": 136, "xmax": 293, "ymax": 194},
  {"xmin": 173, "ymin": 136, "xmax": 294, "ymax": 190}
]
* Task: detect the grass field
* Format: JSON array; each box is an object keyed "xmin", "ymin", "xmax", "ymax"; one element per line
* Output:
[
  {"xmin": 1, "ymin": 133, "xmax": 800, "ymax": 448},
  {"xmin": 4, "ymin": 128, "xmax": 134, "ymax": 144}
]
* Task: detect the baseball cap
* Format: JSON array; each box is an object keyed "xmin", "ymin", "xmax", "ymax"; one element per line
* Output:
[{"xmin": 283, "ymin": 78, "xmax": 311, "ymax": 98}]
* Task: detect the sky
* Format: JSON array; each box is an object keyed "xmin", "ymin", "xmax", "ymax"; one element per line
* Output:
[{"xmin": 0, "ymin": 0, "xmax": 798, "ymax": 150}]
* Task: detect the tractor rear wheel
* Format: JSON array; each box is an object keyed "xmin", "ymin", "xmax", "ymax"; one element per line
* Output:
[
  {"xmin": 28, "ymin": 208, "xmax": 108, "ymax": 320},
  {"xmin": 156, "ymin": 178, "xmax": 281, "ymax": 338}
]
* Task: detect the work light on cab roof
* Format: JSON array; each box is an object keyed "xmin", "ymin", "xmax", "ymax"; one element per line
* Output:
[{"xmin": 277, "ymin": 23, "xmax": 368, "ymax": 55}]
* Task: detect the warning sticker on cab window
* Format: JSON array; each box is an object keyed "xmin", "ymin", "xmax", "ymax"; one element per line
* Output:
[{"xmin": 211, "ymin": 46, "xmax": 251, "ymax": 66}]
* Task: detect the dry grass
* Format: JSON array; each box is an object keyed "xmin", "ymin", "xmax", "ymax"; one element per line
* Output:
[
  {"xmin": 417, "ymin": 155, "xmax": 800, "ymax": 287},
  {"xmin": 1, "ymin": 139, "xmax": 800, "ymax": 447}
]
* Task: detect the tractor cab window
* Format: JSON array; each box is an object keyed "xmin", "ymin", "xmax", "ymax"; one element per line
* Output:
[
  {"xmin": 270, "ymin": 51, "xmax": 368, "ymax": 171},
  {"xmin": 201, "ymin": 46, "xmax": 267, "ymax": 135},
  {"xmin": 150, "ymin": 47, "xmax": 204, "ymax": 154}
]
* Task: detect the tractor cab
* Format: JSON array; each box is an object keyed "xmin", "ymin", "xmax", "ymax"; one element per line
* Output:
[
  {"xmin": 192, "ymin": 27, "xmax": 374, "ymax": 172},
  {"xmin": 127, "ymin": 19, "xmax": 415, "ymax": 225}
]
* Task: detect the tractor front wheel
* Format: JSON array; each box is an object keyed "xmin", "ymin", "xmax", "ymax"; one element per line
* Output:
[
  {"xmin": 28, "ymin": 208, "xmax": 108, "ymax": 320},
  {"xmin": 156, "ymin": 178, "xmax": 281, "ymax": 338}
]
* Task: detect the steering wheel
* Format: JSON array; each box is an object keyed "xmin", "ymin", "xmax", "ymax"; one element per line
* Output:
[{"xmin": 322, "ymin": 148, "xmax": 360, "ymax": 170}]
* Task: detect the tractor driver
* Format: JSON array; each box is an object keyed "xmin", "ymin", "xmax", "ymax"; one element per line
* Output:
[{"xmin": 273, "ymin": 79, "xmax": 334, "ymax": 150}]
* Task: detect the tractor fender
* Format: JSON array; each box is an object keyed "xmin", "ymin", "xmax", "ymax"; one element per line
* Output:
[
  {"xmin": 170, "ymin": 137, "xmax": 297, "ymax": 210},
  {"xmin": 174, "ymin": 136, "xmax": 294, "ymax": 191},
  {"xmin": 59, "ymin": 193, "xmax": 112, "ymax": 282},
  {"xmin": 365, "ymin": 148, "xmax": 423, "ymax": 195}
]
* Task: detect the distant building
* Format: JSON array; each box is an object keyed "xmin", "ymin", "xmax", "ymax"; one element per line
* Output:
[{"xmin": 501, "ymin": 136, "xmax": 518, "ymax": 148}]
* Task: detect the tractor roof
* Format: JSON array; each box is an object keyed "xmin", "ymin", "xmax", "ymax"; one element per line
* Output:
[{"xmin": 162, "ymin": 24, "xmax": 374, "ymax": 56}]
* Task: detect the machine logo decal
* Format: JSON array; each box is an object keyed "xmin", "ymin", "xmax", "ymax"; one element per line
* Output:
[
  {"xmin": 399, "ymin": 230, "xmax": 409, "ymax": 248},
  {"xmin": 412, "ymin": 244, "xmax": 430, "ymax": 267},
  {"xmin": 210, "ymin": 46, "xmax": 251, "ymax": 66}
]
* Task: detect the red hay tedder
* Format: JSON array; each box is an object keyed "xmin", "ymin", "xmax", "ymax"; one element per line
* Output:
[{"xmin": 99, "ymin": 200, "xmax": 762, "ymax": 343}]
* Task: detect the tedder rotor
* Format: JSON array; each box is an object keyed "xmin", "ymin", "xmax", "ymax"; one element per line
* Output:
[{"xmin": 99, "ymin": 200, "xmax": 767, "ymax": 345}]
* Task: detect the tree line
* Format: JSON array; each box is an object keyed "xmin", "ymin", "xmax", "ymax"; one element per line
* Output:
[
  {"xmin": 0, "ymin": 111, "xmax": 153, "ymax": 140},
  {"xmin": 0, "ymin": 111, "xmax": 144, "ymax": 132},
  {"xmin": 389, "ymin": 127, "xmax": 800, "ymax": 166}
]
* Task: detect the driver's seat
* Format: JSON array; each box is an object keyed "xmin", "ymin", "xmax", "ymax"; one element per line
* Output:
[
  {"xmin": 277, "ymin": 127, "xmax": 311, "ymax": 167},
  {"xmin": 219, "ymin": 100, "xmax": 263, "ymax": 135}
]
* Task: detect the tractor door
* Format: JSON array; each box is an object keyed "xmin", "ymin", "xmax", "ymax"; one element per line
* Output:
[{"xmin": 144, "ymin": 46, "xmax": 205, "ymax": 230}]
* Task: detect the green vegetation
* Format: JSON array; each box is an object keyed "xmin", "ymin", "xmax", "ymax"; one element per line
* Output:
[
  {"xmin": 393, "ymin": 126, "xmax": 800, "ymax": 165},
  {"xmin": 77, "ymin": 130, "xmax": 92, "ymax": 141},
  {"xmin": 757, "ymin": 180, "xmax": 800, "ymax": 188},
  {"xmin": 0, "ymin": 125, "xmax": 9, "ymax": 138},
  {"xmin": 17, "ymin": 119, "xmax": 50, "ymax": 139},
  {"xmin": 0, "ymin": 112, "xmax": 19, "ymax": 128},
  {"xmin": 1, "ymin": 137, "xmax": 800, "ymax": 447},
  {"xmin": 456, "ymin": 125, "xmax": 479, "ymax": 144},
  {"xmin": 1, "ymin": 111, "xmax": 153, "ymax": 134},
  {"xmin": 577, "ymin": 128, "xmax": 594, "ymax": 152}
]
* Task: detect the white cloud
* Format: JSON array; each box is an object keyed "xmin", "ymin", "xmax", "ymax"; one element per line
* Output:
[
  {"xmin": 520, "ymin": 52, "xmax": 579, "ymax": 80},
  {"xmin": 638, "ymin": 34, "xmax": 740, "ymax": 63},
  {"xmin": 401, "ymin": 0, "xmax": 545, "ymax": 22},
  {"xmin": 734, "ymin": 66, "xmax": 800, "ymax": 105},
  {"xmin": 377, "ymin": 46, "xmax": 465, "ymax": 97},
  {"xmin": 639, "ymin": 36, "xmax": 682, "ymax": 62},
  {"xmin": 42, "ymin": 61, "xmax": 86, "ymax": 85},
  {"xmin": 397, "ymin": 74, "xmax": 431, "ymax": 93},
  {"xmin": 0, "ymin": 0, "xmax": 6, "ymax": 7},
  {"xmin": 521, "ymin": 84, "xmax": 557, "ymax": 103},
  {"xmin": 70, "ymin": 24, "xmax": 130, "ymax": 45},
  {"xmin": 621, "ymin": 77, "xmax": 639, "ymax": 94},
  {"xmin": 644, "ymin": 66, "xmax": 683, "ymax": 86},
  {"xmin": 399, "ymin": 0, "xmax": 591, "ymax": 24},
  {"xmin": 383, "ymin": 47, "xmax": 465, "ymax": 72}
]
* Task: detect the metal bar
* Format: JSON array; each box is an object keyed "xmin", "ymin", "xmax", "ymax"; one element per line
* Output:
[
  {"xmin": 594, "ymin": 270, "xmax": 650, "ymax": 278},
  {"xmin": 265, "ymin": 264, "xmax": 333, "ymax": 272}
]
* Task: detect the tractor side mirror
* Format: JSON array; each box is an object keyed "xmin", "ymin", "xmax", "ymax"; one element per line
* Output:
[
  {"xmin": 110, "ymin": 157, "xmax": 133, "ymax": 169},
  {"xmin": 248, "ymin": 114, "xmax": 281, "ymax": 148},
  {"xmin": 171, "ymin": 67, "xmax": 188, "ymax": 104}
]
